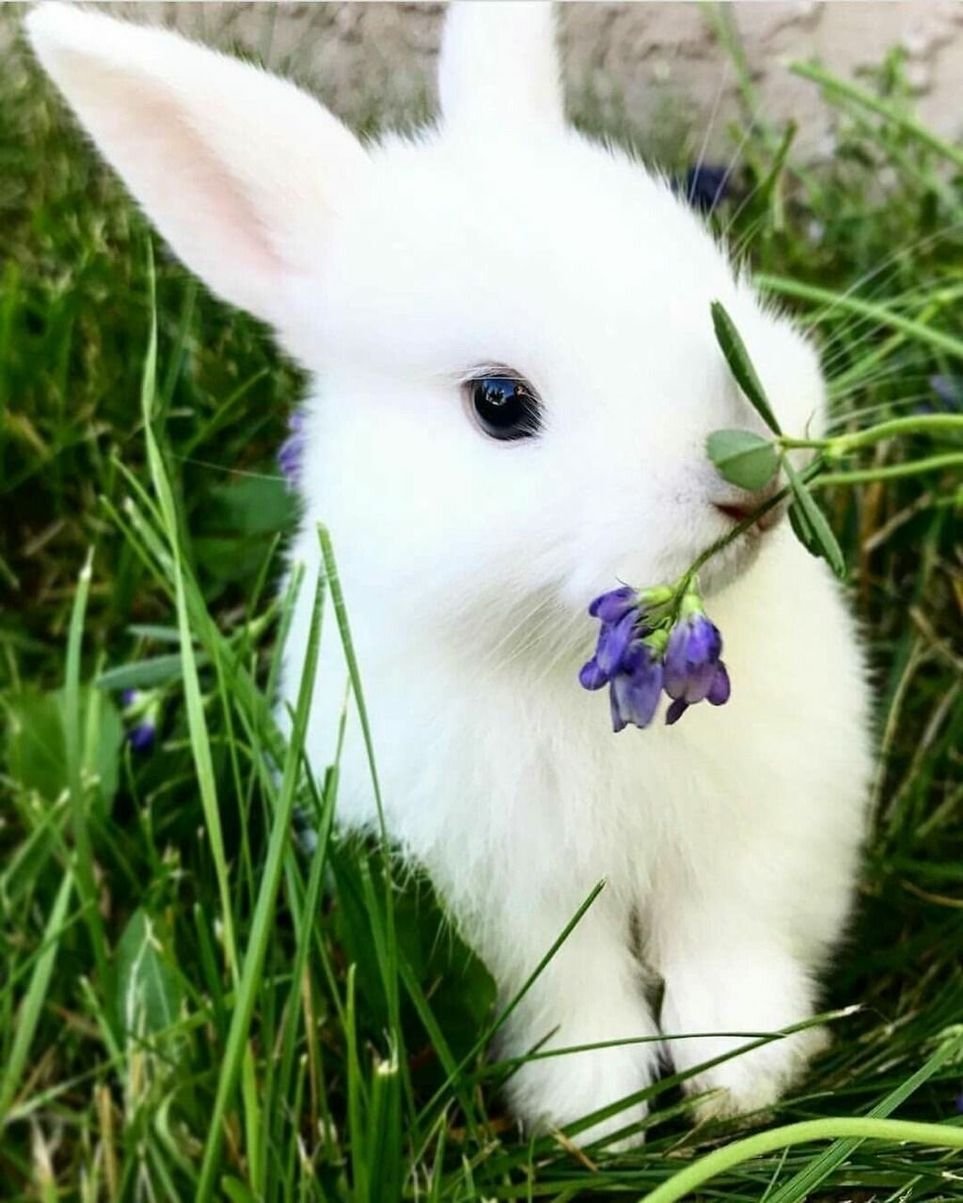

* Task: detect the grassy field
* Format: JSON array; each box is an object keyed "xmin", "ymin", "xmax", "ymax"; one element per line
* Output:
[{"xmin": 2, "ymin": 13, "xmax": 963, "ymax": 1203}]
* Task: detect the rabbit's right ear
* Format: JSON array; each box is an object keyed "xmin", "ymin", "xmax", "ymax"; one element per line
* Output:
[
  {"xmin": 438, "ymin": 2, "xmax": 565, "ymax": 137},
  {"xmin": 27, "ymin": 3, "xmax": 371, "ymax": 328}
]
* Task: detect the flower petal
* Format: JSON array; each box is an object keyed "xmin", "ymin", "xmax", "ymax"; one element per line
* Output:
[
  {"xmin": 611, "ymin": 654, "xmax": 663, "ymax": 730},
  {"xmin": 595, "ymin": 610, "xmax": 637, "ymax": 677},
  {"xmin": 578, "ymin": 657, "xmax": 608, "ymax": 691},
  {"xmin": 588, "ymin": 586, "xmax": 637, "ymax": 625},
  {"xmin": 707, "ymin": 662, "xmax": 731, "ymax": 706},
  {"xmin": 609, "ymin": 682, "xmax": 628, "ymax": 733},
  {"xmin": 665, "ymin": 697, "xmax": 689, "ymax": 725}
]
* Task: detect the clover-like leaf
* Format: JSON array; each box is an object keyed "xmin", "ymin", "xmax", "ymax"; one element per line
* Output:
[
  {"xmin": 706, "ymin": 429, "xmax": 780, "ymax": 492},
  {"xmin": 711, "ymin": 301, "xmax": 783, "ymax": 435}
]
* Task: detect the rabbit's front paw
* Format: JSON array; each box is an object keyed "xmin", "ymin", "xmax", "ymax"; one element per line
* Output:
[
  {"xmin": 684, "ymin": 1024, "xmax": 830, "ymax": 1123},
  {"xmin": 659, "ymin": 948, "xmax": 828, "ymax": 1124},
  {"xmin": 507, "ymin": 1042, "xmax": 657, "ymax": 1151}
]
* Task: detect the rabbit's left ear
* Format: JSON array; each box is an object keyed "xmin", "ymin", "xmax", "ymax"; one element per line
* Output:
[
  {"xmin": 27, "ymin": 3, "xmax": 371, "ymax": 328},
  {"xmin": 438, "ymin": 1, "xmax": 565, "ymax": 136}
]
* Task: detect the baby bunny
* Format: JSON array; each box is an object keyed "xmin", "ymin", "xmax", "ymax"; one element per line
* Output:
[{"xmin": 29, "ymin": 1, "xmax": 872, "ymax": 1144}]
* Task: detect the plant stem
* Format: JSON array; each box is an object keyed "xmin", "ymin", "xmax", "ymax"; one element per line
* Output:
[
  {"xmin": 832, "ymin": 415, "xmax": 963, "ymax": 452},
  {"xmin": 639, "ymin": 1117, "xmax": 963, "ymax": 1203},
  {"xmin": 812, "ymin": 453, "xmax": 963, "ymax": 487},
  {"xmin": 682, "ymin": 459, "xmax": 824, "ymax": 590},
  {"xmin": 779, "ymin": 414, "xmax": 963, "ymax": 455}
]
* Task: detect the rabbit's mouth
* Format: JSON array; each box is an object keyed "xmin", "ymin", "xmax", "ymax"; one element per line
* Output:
[
  {"xmin": 713, "ymin": 500, "xmax": 786, "ymax": 532},
  {"xmin": 700, "ymin": 499, "xmax": 788, "ymax": 594}
]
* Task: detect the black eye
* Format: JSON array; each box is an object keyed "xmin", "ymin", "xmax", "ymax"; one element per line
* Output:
[{"xmin": 466, "ymin": 374, "xmax": 542, "ymax": 441}]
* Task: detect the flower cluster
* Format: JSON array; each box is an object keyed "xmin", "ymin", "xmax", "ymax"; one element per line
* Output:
[{"xmin": 579, "ymin": 582, "xmax": 730, "ymax": 732}]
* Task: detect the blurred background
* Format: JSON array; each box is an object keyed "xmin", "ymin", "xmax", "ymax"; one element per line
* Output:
[{"xmin": 3, "ymin": 2, "xmax": 961, "ymax": 161}]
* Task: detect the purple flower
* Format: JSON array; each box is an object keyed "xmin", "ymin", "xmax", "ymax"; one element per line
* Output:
[
  {"xmin": 663, "ymin": 613, "xmax": 723, "ymax": 704},
  {"xmin": 579, "ymin": 589, "xmax": 649, "ymax": 689},
  {"xmin": 120, "ymin": 687, "xmax": 158, "ymax": 753},
  {"xmin": 127, "ymin": 720, "xmax": 156, "ymax": 754},
  {"xmin": 610, "ymin": 644, "xmax": 663, "ymax": 732},
  {"xmin": 278, "ymin": 410, "xmax": 306, "ymax": 485},
  {"xmin": 579, "ymin": 580, "xmax": 731, "ymax": 732}
]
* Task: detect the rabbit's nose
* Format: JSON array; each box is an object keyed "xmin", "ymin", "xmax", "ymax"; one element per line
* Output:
[{"xmin": 712, "ymin": 479, "xmax": 784, "ymax": 531}]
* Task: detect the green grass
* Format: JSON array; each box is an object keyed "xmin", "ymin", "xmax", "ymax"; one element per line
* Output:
[{"xmin": 2, "ymin": 11, "xmax": 963, "ymax": 1201}]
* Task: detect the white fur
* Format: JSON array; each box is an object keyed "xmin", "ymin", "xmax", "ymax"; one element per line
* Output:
[{"xmin": 29, "ymin": 0, "xmax": 872, "ymax": 1144}]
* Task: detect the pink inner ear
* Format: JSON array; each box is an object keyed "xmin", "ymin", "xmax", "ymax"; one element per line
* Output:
[
  {"xmin": 96, "ymin": 68, "xmax": 283, "ymax": 286},
  {"xmin": 55, "ymin": 57, "xmax": 281, "ymax": 305}
]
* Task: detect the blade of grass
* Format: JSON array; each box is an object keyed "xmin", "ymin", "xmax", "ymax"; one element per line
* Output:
[
  {"xmin": 791, "ymin": 60, "xmax": 963, "ymax": 173},
  {"xmin": 638, "ymin": 1117, "xmax": 963, "ymax": 1203},
  {"xmin": 195, "ymin": 564, "xmax": 326, "ymax": 1203},
  {"xmin": 64, "ymin": 547, "xmax": 109, "ymax": 983},
  {"xmin": 756, "ymin": 275, "xmax": 963, "ymax": 362},
  {"xmin": 0, "ymin": 869, "xmax": 73, "ymax": 1121},
  {"xmin": 766, "ymin": 1026, "xmax": 963, "ymax": 1203}
]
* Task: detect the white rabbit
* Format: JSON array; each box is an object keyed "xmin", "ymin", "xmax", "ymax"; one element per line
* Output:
[{"xmin": 29, "ymin": 1, "xmax": 871, "ymax": 1144}]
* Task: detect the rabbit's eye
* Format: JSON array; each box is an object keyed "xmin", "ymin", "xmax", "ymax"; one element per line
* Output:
[{"xmin": 467, "ymin": 374, "xmax": 542, "ymax": 441}]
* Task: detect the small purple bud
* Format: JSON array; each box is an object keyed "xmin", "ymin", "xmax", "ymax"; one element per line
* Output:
[
  {"xmin": 127, "ymin": 721, "xmax": 156, "ymax": 754},
  {"xmin": 707, "ymin": 662, "xmax": 731, "ymax": 706},
  {"xmin": 588, "ymin": 586, "xmax": 638, "ymax": 625},
  {"xmin": 954, "ymin": 1090, "xmax": 963, "ymax": 1115},
  {"xmin": 579, "ymin": 657, "xmax": 609, "ymax": 691},
  {"xmin": 121, "ymin": 688, "xmax": 139, "ymax": 709}
]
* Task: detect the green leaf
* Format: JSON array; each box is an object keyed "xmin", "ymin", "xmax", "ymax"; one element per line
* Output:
[
  {"xmin": 114, "ymin": 908, "xmax": 183, "ymax": 1039},
  {"xmin": 96, "ymin": 652, "xmax": 207, "ymax": 692},
  {"xmin": 784, "ymin": 461, "xmax": 846, "ymax": 578},
  {"xmin": 787, "ymin": 497, "xmax": 814, "ymax": 550},
  {"xmin": 706, "ymin": 429, "xmax": 780, "ymax": 491},
  {"xmin": 5, "ymin": 687, "xmax": 122, "ymax": 810},
  {"xmin": 710, "ymin": 301, "xmax": 783, "ymax": 434}
]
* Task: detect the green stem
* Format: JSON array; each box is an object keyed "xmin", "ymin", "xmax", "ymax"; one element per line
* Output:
[
  {"xmin": 813, "ymin": 453, "xmax": 963, "ymax": 487},
  {"xmin": 831, "ymin": 415, "xmax": 963, "ymax": 452},
  {"xmin": 778, "ymin": 414, "xmax": 963, "ymax": 456},
  {"xmin": 639, "ymin": 1117, "xmax": 963, "ymax": 1203}
]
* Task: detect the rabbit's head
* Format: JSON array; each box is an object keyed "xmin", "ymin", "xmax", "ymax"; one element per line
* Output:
[{"xmin": 29, "ymin": 2, "xmax": 824, "ymax": 657}]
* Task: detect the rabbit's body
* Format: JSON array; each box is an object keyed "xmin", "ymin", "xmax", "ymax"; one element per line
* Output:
[
  {"xmin": 286, "ymin": 487, "xmax": 868, "ymax": 1131},
  {"xmin": 29, "ymin": 0, "xmax": 872, "ymax": 1140}
]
